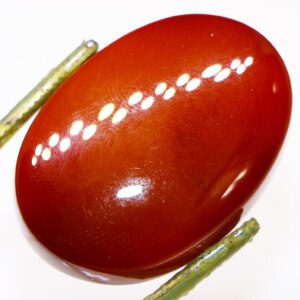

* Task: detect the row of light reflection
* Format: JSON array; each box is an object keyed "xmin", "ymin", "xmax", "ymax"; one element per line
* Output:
[{"xmin": 32, "ymin": 56, "xmax": 254, "ymax": 167}]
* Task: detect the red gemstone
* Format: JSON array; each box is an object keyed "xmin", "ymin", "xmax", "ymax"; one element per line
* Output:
[{"xmin": 16, "ymin": 15, "xmax": 291, "ymax": 283}]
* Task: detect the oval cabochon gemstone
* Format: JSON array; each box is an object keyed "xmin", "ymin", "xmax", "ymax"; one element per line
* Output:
[{"xmin": 16, "ymin": 15, "xmax": 291, "ymax": 283}]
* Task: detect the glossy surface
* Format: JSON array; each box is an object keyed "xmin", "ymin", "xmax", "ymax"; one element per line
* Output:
[{"xmin": 16, "ymin": 15, "xmax": 291, "ymax": 283}]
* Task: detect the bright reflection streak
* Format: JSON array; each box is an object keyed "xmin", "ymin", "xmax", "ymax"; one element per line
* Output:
[
  {"xmin": 141, "ymin": 96, "xmax": 154, "ymax": 110},
  {"xmin": 186, "ymin": 78, "xmax": 201, "ymax": 91},
  {"xmin": 214, "ymin": 68, "xmax": 231, "ymax": 82},
  {"xmin": 80, "ymin": 270, "xmax": 110, "ymax": 282},
  {"xmin": 176, "ymin": 74, "xmax": 190, "ymax": 87},
  {"xmin": 31, "ymin": 156, "xmax": 37, "ymax": 166},
  {"xmin": 222, "ymin": 169, "xmax": 247, "ymax": 199},
  {"xmin": 117, "ymin": 184, "xmax": 143, "ymax": 199},
  {"xmin": 236, "ymin": 64, "xmax": 246, "ymax": 75},
  {"xmin": 272, "ymin": 82, "xmax": 278, "ymax": 94},
  {"xmin": 98, "ymin": 103, "xmax": 115, "ymax": 121},
  {"xmin": 116, "ymin": 177, "xmax": 151, "ymax": 203},
  {"xmin": 163, "ymin": 87, "xmax": 176, "ymax": 100},
  {"xmin": 70, "ymin": 120, "xmax": 84, "ymax": 136},
  {"xmin": 59, "ymin": 138, "xmax": 71, "ymax": 152},
  {"xmin": 231, "ymin": 59, "xmax": 241, "ymax": 70},
  {"xmin": 35, "ymin": 144, "xmax": 43, "ymax": 156},
  {"xmin": 112, "ymin": 108, "xmax": 128, "ymax": 124},
  {"xmin": 155, "ymin": 82, "xmax": 167, "ymax": 95},
  {"xmin": 128, "ymin": 91, "xmax": 143, "ymax": 105},
  {"xmin": 82, "ymin": 124, "xmax": 97, "ymax": 141},
  {"xmin": 42, "ymin": 148, "xmax": 51, "ymax": 161},
  {"xmin": 244, "ymin": 56, "xmax": 253, "ymax": 66},
  {"xmin": 82, "ymin": 124, "xmax": 97, "ymax": 140},
  {"xmin": 202, "ymin": 64, "xmax": 222, "ymax": 78},
  {"xmin": 49, "ymin": 133, "xmax": 60, "ymax": 147}
]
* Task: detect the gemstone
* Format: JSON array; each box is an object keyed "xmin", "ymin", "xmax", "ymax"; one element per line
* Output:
[{"xmin": 16, "ymin": 15, "xmax": 291, "ymax": 283}]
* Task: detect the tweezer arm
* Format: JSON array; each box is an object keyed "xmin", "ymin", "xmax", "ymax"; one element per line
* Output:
[
  {"xmin": 145, "ymin": 218, "xmax": 260, "ymax": 300},
  {"xmin": 0, "ymin": 40, "xmax": 98, "ymax": 148}
]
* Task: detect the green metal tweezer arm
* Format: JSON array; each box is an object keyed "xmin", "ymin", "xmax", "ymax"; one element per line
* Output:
[
  {"xmin": 0, "ymin": 40, "xmax": 98, "ymax": 148},
  {"xmin": 144, "ymin": 218, "xmax": 259, "ymax": 300},
  {"xmin": 0, "ymin": 40, "xmax": 260, "ymax": 299}
]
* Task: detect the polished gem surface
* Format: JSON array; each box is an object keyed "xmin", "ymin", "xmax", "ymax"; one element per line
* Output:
[{"xmin": 16, "ymin": 15, "xmax": 291, "ymax": 283}]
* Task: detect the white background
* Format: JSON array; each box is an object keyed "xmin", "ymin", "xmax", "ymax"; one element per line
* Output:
[{"xmin": 0, "ymin": 1, "xmax": 299, "ymax": 299}]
